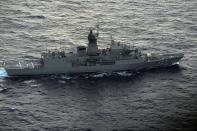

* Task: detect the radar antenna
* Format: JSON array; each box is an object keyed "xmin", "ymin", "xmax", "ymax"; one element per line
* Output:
[
  {"xmin": 44, "ymin": 43, "xmax": 47, "ymax": 52},
  {"xmin": 96, "ymin": 24, "xmax": 99, "ymax": 37},
  {"xmin": 111, "ymin": 35, "xmax": 114, "ymax": 45}
]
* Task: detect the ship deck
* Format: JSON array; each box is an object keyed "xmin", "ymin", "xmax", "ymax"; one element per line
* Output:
[{"xmin": 0, "ymin": 60, "xmax": 42, "ymax": 69}]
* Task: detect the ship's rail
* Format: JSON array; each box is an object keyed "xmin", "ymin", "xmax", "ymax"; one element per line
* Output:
[
  {"xmin": 0, "ymin": 59, "xmax": 43, "ymax": 69},
  {"xmin": 147, "ymin": 53, "xmax": 184, "ymax": 61}
]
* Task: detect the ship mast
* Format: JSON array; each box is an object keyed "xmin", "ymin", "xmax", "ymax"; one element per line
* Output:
[
  {"xmin": 96, "ymin": 24, "xmax": 99, "ymax": 37},
  {"xmin": 87, "ymin": 25, "xmax": 99, "ymax": 56}
]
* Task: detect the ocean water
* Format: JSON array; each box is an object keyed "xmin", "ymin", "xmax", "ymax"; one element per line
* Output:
[{"xmin": 0, "ymin": 0, "xmax": 197, "ymax": 130}]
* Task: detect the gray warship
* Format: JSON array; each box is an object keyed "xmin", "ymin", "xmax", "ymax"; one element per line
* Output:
[{"xmin": 1, "ymin": 26, "xmax": 184, "ymax": 76}]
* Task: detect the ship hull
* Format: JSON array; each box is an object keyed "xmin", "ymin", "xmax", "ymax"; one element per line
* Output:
[{"xmin": 5, "ymin": 53, "xmax": 183, "ymax": 76}]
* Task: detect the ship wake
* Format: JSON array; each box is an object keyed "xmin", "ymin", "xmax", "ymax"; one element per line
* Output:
[{"xmin": 0, "ymin": 68, "xmax": 8, "ymax": 77}]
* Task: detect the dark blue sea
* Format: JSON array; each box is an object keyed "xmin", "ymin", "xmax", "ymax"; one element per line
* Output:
[{"xmin": 0, "ymin": 0, "xmax": 197, "ymax": 130}]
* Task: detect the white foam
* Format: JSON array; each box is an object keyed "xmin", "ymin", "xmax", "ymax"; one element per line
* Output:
[
  {"xmin": 116, "ymin": 71, "xmax": 134, "ymax": 76},
  {"xmin": 0, "ymin": 69, "xmax": 8, "ymax": 77}
]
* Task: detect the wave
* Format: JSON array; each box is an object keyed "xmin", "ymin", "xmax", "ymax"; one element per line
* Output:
[
  {"xmin": 0, "ymin": 87, "xmax": 8, "ymax": 93},
  {"xmin": 23, "ymin": 15, "xmax": 46, "ymax": 19}
]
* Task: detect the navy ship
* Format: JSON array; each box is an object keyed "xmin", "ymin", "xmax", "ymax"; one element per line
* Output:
[{"xmin": 1, "ymin": 26, "xmax": 184, "ymax": 76}]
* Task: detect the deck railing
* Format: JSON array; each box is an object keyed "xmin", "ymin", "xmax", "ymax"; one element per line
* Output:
[{"xmin": 0, "ymin": 60, "xmax": 42, "ymax": 69}]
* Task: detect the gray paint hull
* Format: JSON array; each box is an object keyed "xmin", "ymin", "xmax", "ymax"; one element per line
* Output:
[{"xmin": 5, "ymin": 54, "xmax": 183, "ymax": 76}]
